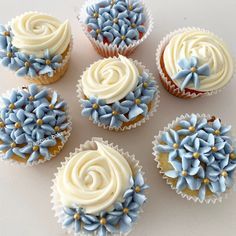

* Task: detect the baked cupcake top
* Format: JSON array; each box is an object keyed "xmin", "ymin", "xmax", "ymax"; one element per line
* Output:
[
  {"xmin": 0, "ymin": 84, "xmax": 71, "ymax": 164},
  {"xmin": 0, "ymin": 12, "xmax": 71, "ymax": 77},
  {"xmin": 157, "ymin": 114, "xmax": 236, "ymax": 201},
  {"xmin": 84, "ymin": 0, "xmax": 147, "ymax": 47},
  {"xmin": 163, "ymin": 29, "xmax": 234, "ymax": 91},
  {"xmin": 56, "ymin": 140, "xmax": 148, "ymax": 235},
  {"xmin": 80, "ymin": 55, "xmax": 158, "ymax": 128}
]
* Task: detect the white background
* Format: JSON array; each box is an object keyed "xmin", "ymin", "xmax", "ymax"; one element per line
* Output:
[{"xmin": 0, "ymin": 0, "xmax": 236, "ymax": 236}]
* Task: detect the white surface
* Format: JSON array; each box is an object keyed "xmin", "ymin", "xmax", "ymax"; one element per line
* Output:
[{"xmin": 0, "ymin": 0, "xmax": 236, "ymax": 236}]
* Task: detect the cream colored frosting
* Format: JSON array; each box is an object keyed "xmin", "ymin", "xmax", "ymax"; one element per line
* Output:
[
  {"xmin": 11, "ymin": 12, "xmax": 71, "ymax": 58},
  {"xmin": 163, "ymin": 30, "xmax": 234, "ymax": 91},
  {"xmin": 81, "ymin": 55, "xmax": 139, "ymax": 104},
  {"xmin": 57, "ymin": 141, "xmax": 133, "ymax": 214}
]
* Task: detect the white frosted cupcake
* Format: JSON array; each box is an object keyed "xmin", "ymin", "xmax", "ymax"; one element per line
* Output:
[
  {"xmin": 51, "ymin": 138, "xmax": 149, "ymax": 235},
  {"xmin": 0, "ymin": 12, "xmax": 72, "ymax": 84},
  {"xmin": 156, "ymin": 27, "xmax": 235, "ymax": 98},
  {"xmin": 77, "ymin": 55, "xmax": 160, "ymax": 131}
]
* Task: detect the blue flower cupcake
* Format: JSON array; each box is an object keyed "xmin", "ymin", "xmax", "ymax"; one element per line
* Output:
[
  {"xmin": 153, "ymin": 114, "xmax": 236, "ymax": 203},
  {"xmin": 51, "ymin": 137, "xmax": 149, "ymax": 236},
  {"xmin": 77, "ymin": 55, "xmax": 159, "ymax": 131},
  {"xmin": 0, "ymin": 84, "xmax": 72, "ymax": 166},
  {"xmin": 79, "ymin": 0, "xmax": 153, "ymax": 57},
  {"xmin": 0, "ymin": 12, "xmax": 72, "ymax": 84}
]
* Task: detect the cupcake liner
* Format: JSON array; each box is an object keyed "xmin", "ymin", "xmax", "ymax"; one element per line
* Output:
[
  {"xmin": 78, "ymin": 0, "xmax": 154, "ymax": 57},
  {"xmin": 51, "ymin": 137, "xmax": 144, "ymax": 236},
  {"xmin": 156, "ymin": 27, "xmax": 236, "ymax": 99},
  {"xmin": 0, "ymin": 85, "xmax": 72, "ymax": 167},
  {"xmin": 22, "ymin": 38, "xmax": 73, "ymax": 85},
  {"xmin": 76, "ymin": 58, "xmax": 160, "ymax": 131},
  {"xmin": 152, "ymin": 113, "xmax": 236, "ymax": 203}
]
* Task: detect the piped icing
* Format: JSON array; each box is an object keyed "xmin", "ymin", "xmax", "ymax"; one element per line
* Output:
[
  {"xmin": 56, "ymin": 140, "xmax": 148, "ymax": 236},
  {"xmin": 157, "ymin": 114, "xmax": 236, "ymax": 201},
  {"xmin": 81, "ymin": 55, "xmax": 139, "ymax": 104},
  {"xmin": 163, "ymin": 30, "xmax": 234, "ymax": 91},
  {"xmin": 80, "ymin": 57, "xmax": 157, "ymax": 128},
  {"xmin": 85, "ymin": 0, "xmax": 146, "ymax": 47},
  {"xmin": 0, "ymin": 12, "xmax": 71, "ymax": 77},
  {"xmin": 0, "ymin": 84, "xmax": 70, "ymax": 163},
  {"xmin": 11, "ymin": 12, "xmax": 71, "ymax": 58}
]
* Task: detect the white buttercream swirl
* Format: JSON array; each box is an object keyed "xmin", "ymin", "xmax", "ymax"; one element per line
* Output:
[
  {"xmin": 81, "ymin": 55, "xmax": 139, "ymax": 104},
  {"xmin": 11, "ymin": 12, "xmax": 71, "ymax": 57},
  {"xmin": 57, "ymin": 141, "xmax": 133, "ymax": 214},
  {"xmin": 163, "ymin": 29, "xmax": 234, "ymax": 91}
]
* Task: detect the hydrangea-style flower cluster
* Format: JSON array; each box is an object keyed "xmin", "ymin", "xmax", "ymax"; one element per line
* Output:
[
  {"xmin": 85, "ymin": 0, "xmax": 146, "ymax": 47},
  {"xmin": 62, "ymin": 172, "xmax": 148, "ymax": 236},
  {"xmin": 157, "ymin": 114, "xmax": 236, "ymax": 201},
  {"xmin": 81, "ymin": 72, "xmax": 157, "ymax": 128},
  {"xmin": 0, "ymin": 84, "xmax": 70, "ymax": 163},
  {"xmin": 0, "ymin": 25, "xmax": 62, "ymax": 77}
]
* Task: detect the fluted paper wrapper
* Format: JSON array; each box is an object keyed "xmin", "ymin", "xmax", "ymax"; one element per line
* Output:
[
  {"xmin": 77, "ymin": 58, "xmax": 160, "ymax": 132},
  {"xmin": 152, "ymin": 113, "xmax": 236, "ymax": 203},
  {"xmin": 156, "ymin": 27, "xmax": 236, "ymax": 99},
  {"xmin": 78, "ymin": 0, "xmax": 153, "ymax": 57},
  {"xmin": 51, "ymin": 137, "xmax": 144, "ymax": 236},
  {"xmin": 23, "ymin": 39, "xmax": 73, "ymax": 85},
  {"xmin": 0, "ymin": 86, "xmax": 72, "ymax": 167}
]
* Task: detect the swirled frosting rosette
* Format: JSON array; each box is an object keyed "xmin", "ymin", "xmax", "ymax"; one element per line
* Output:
[
  {"xmin": 156, "ymin": 27, "xmax": 235, "ymax": 98},
  {"xmin": 78, "ymin": 0, "xmax": 153, "ymax": 57},
  {"xmin": 51, "ymin": 138, "xmax": 149, "ymax": 236},
  {"xmin": 0, "ymin": 12, "xmax": 72, "ymax": 84},
  {"xmin": 77, "ymin": 55, "xmax": 160, "ymax": 131},
  {"xmin": 153, "ymin": 113, "xmax": 236, "ymax": 203}
]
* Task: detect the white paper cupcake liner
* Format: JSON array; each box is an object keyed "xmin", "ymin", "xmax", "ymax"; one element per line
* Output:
[
  {"xmin": 152, "ymin": 113, "xmax": 236, "ymax": 203},
  {"xmin": 156, "ymin": 27, "xmax": 236, "ymax": 99},
  {"xmin": 76, "ymin": 57, "xmax": 160, "ymax": 131},
  {"xmin": 51, "ymin": 137, "xmax": 145, "ymax": 236},
  {"xmin": 78, "ymin": 0, "xmax": 154, "ymax": 57},
  {"xmin": 0, "ymin": 85, "xmax": 72, "ymax": 167}
]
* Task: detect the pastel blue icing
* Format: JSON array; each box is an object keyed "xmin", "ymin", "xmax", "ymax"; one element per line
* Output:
[
  {"xmin": 157, "ymin": 114, "xmax": 236, "ymax": 200},
  {"xmin": 173, "ymin": 57, "xmax": 210, "ymax": 91},
  {"xmin": 81, "ymin": 72, "xmax": 157, "ymax": 128},
  {"xmin": 0, "ymin": 84, "xmax": 69, "ymax": 163},
  {"xmin": 0, "ymin": 24, "xmax": 63, "ymax": 77},
  {"xmin": 85, "ymin": 0, "xmax": 146, "ymax": 47},
  {"xmin": 62, "ymin": 172, "xmax": 148, "ymax": 236}
]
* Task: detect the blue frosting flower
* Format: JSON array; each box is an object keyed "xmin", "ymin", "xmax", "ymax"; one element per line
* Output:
[
  {"xmin": 111, "ymin": 24, "xmax": 138, "ymax": 47},
  {"xmin": 83, "ymin": 211, "xmax": 117, "ymax": 236},
  {"xmin": 63, "ymin": 207, "xmax": 85, "ymax": 233},
  {"xmin": 0, "ymin": 44, "xmax": 19, "ymax": 70},
  {"xmin": 125, "ymin": 11, "xmax": 145, "ymax": 34},
  {"xmin": 165, "ymin": 160, "xmax": 201, "ymax": 191},
  {"xmin": 0, "ymin": 25, "xmax": 12, "ymax": 49},
  {"xmin": 81, "ymin": 96, "xmax": 110, "ymax": 123},
  {"xmin": 88, "ymin": 16, "xmax": 114, "ymax": 43},
  {"xmin": 157, "ymin": 129, "xmax": 192, "ymax": 162},
  {"xmin": 137, "ymin": 72, "xmax": 157, "ymax": 98},
  {"xmin": 173, "ymin": 57, "xmax": 210, "ymax": 91},
  {"xmin": 110, "ymin": 198, "xmax": 140, "ymax": 233},
  {"xmin": 123, "ymin": 172, "xmax": 149, "ymax": 205},
  {"xmin": 124, "ymin": 0, "xmax": 144, "ymax": 17},
  {"xmin": 121, "ymin": 88, "xmax": 150, "ymax": 120},
  {"xmin": 177, "ymin": 114, "xmax": 207, "ymax": 136},
  {"xmin": 14, "ymin": 52, "xmax": 38, "ymax": 77},
  {"xmin": 99, "ymin": 102, "xmax": 129, "ymax": 128},
  {"xmin": 34, "ymin": 49, "xmax": 62, "ymax": 77}
]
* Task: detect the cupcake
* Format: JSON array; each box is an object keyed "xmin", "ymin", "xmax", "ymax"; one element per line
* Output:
[
  {"xmin": 153, "ymin": 114, "xmax": 236, "ymax": 203},
  {"xmin": 51, "ymin": 137, "xmax": 148, "ymax": 236},
  {"xmin": 156, "ymin": 27, "xmax": 235, "ymax": 98},
  {"xmin": 0, "ymin": 84, "xmax": 71, "ymax": 166},
  {"xmin": 0, "ymin": 12, "xmax": 72, "ymax": 84},
  {"xmin": 79, "ymin": 0, "xmax": 153, "ymax": 57},
  {"xmin": 77, "ymin": 55, "xmax": 159, "ymax": 131}
]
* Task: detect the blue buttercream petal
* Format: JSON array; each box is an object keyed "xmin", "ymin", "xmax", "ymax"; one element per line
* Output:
[
  {"xmin": 16, "ymin": 67, "xmax": 28, "ymax": 77},
  {"xmin": 219, "ymin": 176, "xmax": 226, "ymax": 192},
  {"xmin": 83, "ymin": 223, "xmax": 100, "ymax": 231},
  {"xmin": 199, "ymin": 185, "xmax": 206, "ymax": 201},
  {"xmin": 3, "ymin": 149, "xmax": 14, "ymax": 159},
  {"xmin": 176, "ymin": 176, "xmax": 187, "ymax": 191},
  {"xmin": 28, "ymin": 151, "xmax": 40, "ymax": 162},
  {"xmin": 190, "ymin": 56, "xmax": 198, "ymax": 67},
  {"xmin": 197, "ymin": 64, "xmax": 210, "ymax": 76},
  {"xmin": 180, "ymin": 73, "xmax": 193, "ymax": 91},
  {"xmin": 63, "ymin": 217, "xmax": 74, "ymax": 226},
  {"xmin": 128, "ymin": 104, "xmax": 143, "ymax": 120},
  {"xmin": 178, "ymin": 58, "xmax": 190, "ymax": 69},
  {"xmin": 165, "ymin": 170, "xmax": 178, "ymax": 178},
  {"xmin": 40, "ymin": 139, "xmax": 57, "ymax": 147}
]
